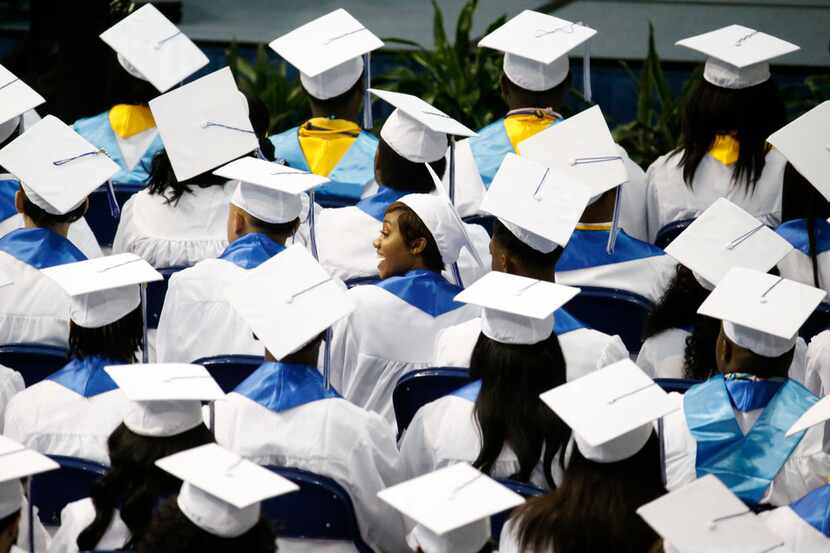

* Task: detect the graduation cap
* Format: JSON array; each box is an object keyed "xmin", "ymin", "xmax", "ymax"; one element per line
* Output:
[
  {"xmin": 149, "ymin": 67, "xmax": 258, "ymax": 182},
  {"xmin": 697, "ymin": 267, "xmax": 826, "ymax": 357},
  {"xmin": 768, "ymin": 100, "xmax": 830, "ymax": 202},
  {"xmin": 540, "ymin": 359, "xmax": 677, "ymax": 462},
  {"xmin": 0, "ymin": 115, "xmax": 119, "ymax": 215},
  {"xmin": 268, "ymin": 8, "xmax": 383, "ymax": 128},
  {"xmin": 156, "ymin": 443, "xmax": 298, "ymax": 537},
  {"xmin": 481, "ymin": 153, "xmax": 591, "ymax": 253},
  {"xmin": 479, "ymin": 10, "xmax": 596, "ymax": 100},
  {"xmin": 398, "ymin": 193, "xmax": 481, "ymax": 268},
  {"xmin": 665, "ymin": 197, "xmax": 793, "ymax": 289},
  {"xmin": 455, "ymin": 271, "xmax": 579, "ymax": 345},
  {"xmin": 676, "ymin": 24, "xmax": 799, "ymax": 90},
  {"xmin": 0, "ymin": 436, "xmax": 59, "ymax": 519},
  {"xmin": 0, "ymin": 64, "xmax": 45, "ymax": 143},
  {"xmin": 378, "ymin": 463, "xmax": 524, "ymax": 553},
  {"xmin": 100, "ymin": 3, "xmax": 208, "ymax": 93}
]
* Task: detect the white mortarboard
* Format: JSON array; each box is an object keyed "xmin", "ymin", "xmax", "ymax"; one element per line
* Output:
[
  {"xmin": 481, "ymin": 153, "xmax": 591, "ymax": 253},
  {"xmin": 665, "ymin": 197, "xmax": 793, "ymax": 290},
  {"xmin": 42, "ymin": 253, "xmax": 163, "ymax": 328},
  {"xmin": 226, "ymin": 245, "xmax": 354, "ymax": 360},
  {"xmin": 540, "ymin": 359, "xmax": 677, "ymax": 463},
  {"xmin": 768, "ymin": 100, "xmax": 830, "ymax": 201},
  {"xmin": 638, "ymin": 475, "xmax": 787, "ymax": 553},
  {"xmin": 697, "ymin": 267, "xmax": 826, "ymax": 357},
  {"xmin": 0, "ymin": 436, "xmax": 59, "ymax": 519},
  {"xmin": 398, "ymin": 193, "xmax": 477, "ymax": 266},
  {"xmin": 454, "ymin": 271, "xmax": 579, "ymax": 345},
  {"xmin": 676, "ymin": 25, "xmax": 799, "ymax": 90},
  {"xmin": 156, "ymin": 443, "xmax": 299, "ymax": 538},
  {"xmin": 99, "ymin": 3, "xmax": 208, "ymax": 93},
  {"xmin": 105, "ymin": 363, "xmax": 224, "ymax": 437},
  {"xmin": 214, "ymin": 157, "xmax": 329, "ymax": 224},
  {"xmin": 0, "ymin": 64, "xmax": 44, "ymax": 138},
  {"xmin": 478, "ymin": 10, "xmax": 596, "ymax": 99},
  {"xmin": 0, "ymin": 115, "xmax": 119, "ymax": 215},
  {"xmin": 378, "ymin": 463, "xmax": 523, "ymax": 553},
  {"xmin": 149, "ymin": 67, "xmax": 258, "ymax": 182}
]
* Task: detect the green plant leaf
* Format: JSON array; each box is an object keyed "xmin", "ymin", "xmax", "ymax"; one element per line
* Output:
[
  {"xmin": 431, "ymin": 0, "xmax": 448, "ymax": 53},
  {"xmin": 454, "ymin": 0, "xmax": 476, "ymax": 66}
]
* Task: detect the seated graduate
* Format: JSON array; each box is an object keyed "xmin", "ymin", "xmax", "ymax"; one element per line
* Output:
[
  {"xmin": 48, "ymin": 366, "xmax": 217, "ymax": 553},
  {"xmin": 328, "ymin": 194, "xmax": 483, "ymax": 424},
  {"xmin": 156, "ymin": 159, "xmax": 316, "ymax": 363},
  {"xmin": 400, "ymin": 272, "xmax": 574, "ymax": 490},
  {"xmin": 645, "ymin": 26, "xmax": 796, "ymax": 242},
  {"xmin": 113, "ymin": 68, "xmax": 269, "ymax": 268},
  {"xmin": 662, "ymin": 268, "xmax": 830, "ymax": 506},
  {"xmin": 4, "ymin": 255, "xmax": 159, "ymax": 466},
  {"xmin": 136, "ymin": 444, "xmax": 285, "ymax": 553},
  {"xmin": 216, "ymin": 245, "xmax": 406, "ymax": 553},
  {"xmin": 434, "ymin": 154, "xmax": 629, "ymax": 380},
  {"xmin": 499, "ymin": 360, "xmax": 671, "ymax": 553},
  {"xmin": 0, "ymin": 116, "xmax": 120, "ymax": 346},
  {"xmin": 268, "ymin": 9, "xmax": 382, "ymax": 206}
]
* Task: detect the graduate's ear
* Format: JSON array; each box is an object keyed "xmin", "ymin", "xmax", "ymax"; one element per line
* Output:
[
  {"xmin": 14, "ymin": 190, "xmax": 23, "ymax": 214},
  {"xmin": 409, "ymin": 236, "xmax": 427, "ymax": 257},
  {"xmin": 716, "ymin": 325, "xmax": 733, "ymax": 371},
  {"xmin": 499, "ymin": 73, "xmax": 510, "ymax": 103}
]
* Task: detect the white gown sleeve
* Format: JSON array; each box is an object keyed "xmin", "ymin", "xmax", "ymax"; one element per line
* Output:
[
  {"xmin": 154, "ymin": 272, "xmax": 189, "ymax": 363},
  {"xmin": 18, "ymin": 495, "xmax": 50, "ymax": 553},
  {"xmin": 618, "ymin": 146, "xmax": 649, "ymax": 243},
  {"xmin": 398, "ymin": 407, "xmax": 439, "ymax": 482},
  {"xmin": 0, "ymin": 366, "xmax": 24, "ymax": 434},
  {"xmin": 645, "ymin": 158, "xmax": 664, "ymax": 243},
  {"xmin": 805, "ymin": 330, "xmax": 830, "ymax": 397}
]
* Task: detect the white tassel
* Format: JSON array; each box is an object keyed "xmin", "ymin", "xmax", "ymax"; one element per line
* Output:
[
  {"xmin": 606, "ymin": 186, "xmax": 623, "ymax": 254},
  {"xmin": 583, "ymin": 42, "xmax": 592, "ymax": 103},
  {"xmin": 362, "ymin": 52, "xmax": 373, "ymax": 129}
]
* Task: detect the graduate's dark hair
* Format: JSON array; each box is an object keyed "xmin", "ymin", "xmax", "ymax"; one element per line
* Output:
[
  {"xmin": 500, "ymin": 72, "xmax": 572, "ymax": 111},
  {"xmin": 69, "ymin": 304, "xmax": 144, "ymax": 363},
  {"xmin": 376, "ymin": 137, "xmax": 447, "ymax": 193},
  {"xmin": 643, "ymin": 264, "xmax": 708, "ymax": 340},
  {"xmin": 511, "ymin": 433, "xmax": 664, "ymax": 553},
  {"xmin": 77, "ymin": 422, "xmax": 214, "ymax": 551},
  {"xmin": 469, "ymin": 332, "xmax": 570, "ymax": 488},
  {"xmin": 18, "ymin": 185, "xmax": 87, "ymax": 227},
  {"xmin": 683, "ymin": 314, "xmax": 722, "ymax": 380},
  {"xmin": 781, "ymin": 162, "xmax": 830, "ymax": 288},
  {"xmin": 491, "ymin": 219, "xmax": 563, "ymax": 273},
  {"xmin": 0, "ymin": 508, "xmax": 20, "ymax": 536},
  {"xmin": 385, "ymin": 202, "xmax": 445, "ymax": 273},
  {"xmin": 674, "ymin": 77, "xmax": 785, "ymax": 191},
  {"xmin": 303, "ymin": 71, "xmax": 364, "ymax": 118},
  {"xmin": 135, "ymin": 495, "xmax": 276, "ymax": 553}
]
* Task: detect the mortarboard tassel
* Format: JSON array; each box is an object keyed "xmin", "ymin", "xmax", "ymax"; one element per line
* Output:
[
  {"xmin": 362, "ymin": 52, "xmax": 373, "ymax": 129},
  {"xmin": 106, "ymin": 180, "xmax": 121, "ymax": 218},
  {"xmin": 606, "ymin": 185, "xmax": 623, "ymax": 254},
  {"xmin": 583, "ymin": 42, "xmax": 592, "ymax": 104}
]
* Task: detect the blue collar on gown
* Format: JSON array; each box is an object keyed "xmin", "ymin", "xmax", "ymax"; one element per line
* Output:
[
  {"xmin": 723, "ymin": 374, "xmax": 785, "ymax": 412},
  {"xmin": 776, "ymin": 218, "xmax": 830, "ymax": 257},
  {"xmin": 218, "ymin": 233, "xmax": 285, "ymax": 270},
  {"xmin": 355, "ymin": 186, "xmax": 407, "ymax": 222},
  {"xmin": 790, "ymin": 483, "xmax": 830, "ymax": 537},
  {"xmin": 452, "ymin": 379, "xmax": 481, "ymax": 402},
  {"xmin": 0, "ymin": 178, "xmax": 18, "ymax": 222},
  {"xmin": 0, "ymin": 228, "xmax": 87, "ymax": 268},
  {"xmin": 47, "ymin": 355, "xmax": 122, "ymax": 398},
  {"xmin": 374, "ymin": 269, "xmax": 465, "ymax": 317},
  {"xmin": 556, "ymin": 228, "xmax": 665, "ymax": 271},
  {"xmin": 554, "ymin": 308, "xmax": 586, "ymax": 336},
  {"xmin": 234, "ymin": 362, "xmax": 340, "ymax": 413}
]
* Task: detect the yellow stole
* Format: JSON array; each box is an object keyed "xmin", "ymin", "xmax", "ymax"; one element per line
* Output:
[
  {"xmin": 504, "ymin": 111, "xmax": 558, "ymax": 152},
  {"xmin": 298, "ymin": 118, "xmax": 361, "ymax": 176},
  {"xmin": 108, "ymin": 104, "xmax": 156, "ymax": 139}
]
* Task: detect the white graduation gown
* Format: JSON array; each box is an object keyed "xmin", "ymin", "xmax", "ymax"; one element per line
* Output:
[
  {"xmin": 760, "ymin": 504, "xmax": 829, "ymax": 553},
  {"xmin": 0, "ymin": 214, "xmax": 102, "ymax": 261},
  {"xmin": 805, "ymin": 330, "xmax": 830, "ymax": 398},
  {"xmin": 16, "ymin": 495, "xmax": 51, "ymax": 553},
  {"xmin": 645, "ymin": 149, "xmax": 786, "ymax": 242},
  {"xmin": 778, "ymin": 249, "xmax": 830, "ymax": 301},
  {"xmin": 328, "ymin": 283, "xmax": 479, "ymax": 425},
  {"xmin": 661, "ymin": 391, "xmax": 830, "ymax": 506},
  {"xmin": 0, "ymin": 365, "xmax": 23, "ymax": 433},
  {"xmin": 112, "ymin": 183, "xmax": 233, "ymax": 268},
  {"xmin": 212, "ymin": 392, "xmax": 406, "ymax": 553},
  {"xmin": 47, "ymin": 498, "xmax": 129, "ymax": 553}
]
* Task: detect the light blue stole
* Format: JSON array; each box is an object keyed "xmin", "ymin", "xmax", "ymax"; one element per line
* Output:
[
  {"xmin": 554, "ymin": 308, "xmax": 586, "ymax": 335},
  {"xmin": 791, "ymin": 483, "xmax": 830, "ymax": 537},
  {"xmin": 268, "ymin": 126, "xmax": 378, "ymax": 205},
  {"xmin": 47, "ymin": 355, "xmax": 121, "ymax": 398},
  {"xmin": 0, "ymin": 228, "xmax": 87, "ymax": 268},
  {"xmin": 355, "ymin": 186, "xmax": 407, "ymax": 222},
  {"xmin": 0, "ymin": 178, "xmax": 18, "ymax": 222},
  {"xmin": 218, "ymin": 233, "xmax": 285, "ymax": 270},
  {"xmin": 73, "ymin": 111, "xmax": 163, "ymax": 187},
  {"xmin": 776, "ymin": 218, "xmax": 830, "ymax": 257},
  {"xmin": 556, "ymin": 229, "xmax": 665, "ymax": 272},
  {"xmin": 468, "ymin": 119, "xmax": 513, "ymax": 188},
  {"xmin": 684, "ymin": 374, "xmax": 818, "ymax": 505},
  {"xmin": 374, "ymin": 269, "xmax": 465, "ymax": 317},
  {"xmin": 234, "ymin": 362, "xmax": 340, "ymax": 413},
  {"xmin": 452, "ymin": 379, "xmax": 481, "ymax": 402}
]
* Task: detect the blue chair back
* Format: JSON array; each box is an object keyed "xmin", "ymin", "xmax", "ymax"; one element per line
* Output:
[
  {"xmin": 393, "ymin": 367, "xmax": 472, "ymax": 437},
  {"xmin": 31, "ymin": 455, "xmax": 107, "ymax": 526},
  {"xmin": 800, "ymin": 302, "xmax": 830, "ymax": 341},
  {"xmin": 145, "ymin": 266, "xmax": 187, "ymax": 329},
  {"xmin": 655, "ymin": 378, "xmax": 701, "ymax": 394},
  {"xmin": 85, "ymin": 184, "xmax": 144, "ymax": 248},
  {"xmin": 0, "ymin": 343, "xmax": 68, "ymax": 387},
  {"xmin": 563, "ymin": 286, "xmax": 654, "ymax": 353},
  {"xmin": 194, "ymin": 355, "xmax": 264, "ymax": 393},
  {"xmin": 654, "ymin": 218, "xmax": 696, "ymax": 249},
  {"xmin": 345, "ymin": 275, "xmax": 381, "ymax": 288},
  {"xmin": 263, "ymin": 466, "xmax": 374, "ymax": 553},
  {"xmin": 463, "ymin": 214, "xmax": 496, "ymax": 236},
  {"xmin": 491, "ymin": 479, "xmax": 545, "ymax": 542}
]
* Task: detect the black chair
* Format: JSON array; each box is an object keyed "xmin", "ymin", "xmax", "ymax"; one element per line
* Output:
[
  {"xmin": 392, "ymin": 367, "xmax": 472, "ymax": 437},
  {"xmin": 654, "ymin": 378, "xmax": 701, "ymax": 394},
  {"xmin": 463, "ymin": 214, "xmax": 496, "ymax": 236},
  {"xmin": 263, "ymin": 466, "xmax": 375, "ymax": 553},
  {"xmin": 561, "ymin": 286, "xmax": 654, "ymax": 354},
  {"xmin": 194, "ymin": 355, "xmax": 264, "ymax": 393},
  {"xmin": 30, "ymin": 455, "xmax": 107, "ymax": 526},
  {"xmin": 491, "ymin": 479, "xmax": 545, "ymax": 543},
  {"xmin": 654, "ymin": 218, "xmax": 696, "ymax": 249},
  {"xmin": 85, "ymin": 184, "xmax": 144, "ymax": 248},
  {"xmin": 344, "ymin": 275, "xmax": 381, "ymax": 288},
  {"xmin": 145, "ymin": 266, "xmax": 188, "ymax": 329},
  {"xmin": 0, "ymin": 343, "xmax": 68, "ymax": 386},
  {"xmin": 799, "ymin": 302, "xmax": 830, "ymax": 341}
]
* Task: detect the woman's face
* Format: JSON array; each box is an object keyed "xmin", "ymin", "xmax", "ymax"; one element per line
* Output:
[{"xmin": 373, "ymin": 209, "xmax": 417, "ymax": 279}]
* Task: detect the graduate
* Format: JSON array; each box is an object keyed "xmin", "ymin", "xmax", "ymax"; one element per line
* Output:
[
  {"xmin": 316, "ymin": 90, "xmax": 489, "ymax": 285},
  {"xmin": 112, "ymin": 67, "xmax": 264, "ymax": 268},
  {"xmin": 499, "ymin": 360, "xmax": 672, "ymax": 553},
  {"xmin": 645, "ymin": 25, "xmax": 798, "ymax": 241},
  {"xmin": 661, "ymin": 268, "xmax": 830, "ymax": 506},
  {"xmin": 3, "ymin": 255, "xmax": 161, "ymax": 466},
  {"xmin": 328, "ymin": 193, "xmax": 482, "ymax": 424},
  {"xmin": 155, "ymin": 158, "xmax": 323, "ymax": 363},
  {"xmin": 48, "ymin": 364, "xmax": 219, "ymax": 553},
  {"xmin": 400, "ymin": 272, "xmax": 576, "ymax": 489},
  {"xmin": 0, "ymin": 116, "xmax": 120, "ymax": 347},
  {"xmin": 268, "ymin": 9, "xmax": 382, "ymax": 206},
  {"xmin": 136, "ymin": 444, "xmax": 291, "ymax": 553},
  {"xmin": 434, "ymin": 154, "xmax": 629, "ymax": 380},
  {"xmin": 216, "ymin": 245, "xmax": 407, "ymax": 553}
]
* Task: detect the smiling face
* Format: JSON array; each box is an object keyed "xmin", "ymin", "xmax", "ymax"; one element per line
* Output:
[{"xmin": 373, "ymin": 208, "xmax": 426, "ymax": 279}]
